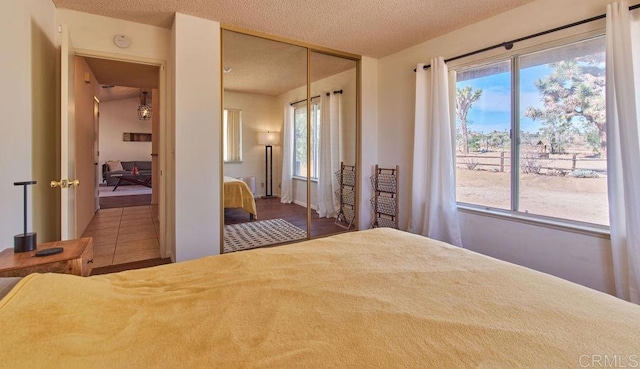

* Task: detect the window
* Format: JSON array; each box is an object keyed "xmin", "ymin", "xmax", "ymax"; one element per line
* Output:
[
  {"xmin": 223, "ymin": 109, "xmax": 242, "ymax": 163},
  {"xmin": 293, "ymin": 102, "xmax": 321, "ymax": 179},
  {"xmin": 455, "ymin": 37, "xmax": 608, "ymax": 226}
]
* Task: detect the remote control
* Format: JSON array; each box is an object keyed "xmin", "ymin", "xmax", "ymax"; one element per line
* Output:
[{"xmin": 35, "ymin": 247, "xmax": 64, "ymax": 257}]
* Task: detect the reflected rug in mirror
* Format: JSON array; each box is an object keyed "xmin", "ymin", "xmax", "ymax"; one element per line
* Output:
[{"xmin": 224, "ymin": 219, "xmax": 307, "ymax": 253}]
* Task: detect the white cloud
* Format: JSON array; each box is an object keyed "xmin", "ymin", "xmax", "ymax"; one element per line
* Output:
[
  {"xmin": 475, "ymin": 87, "xmax": 510, "ymax": 113},
  {"xmin": 520, "ymin": 91, "xmax": 544, "ymax": 111}
]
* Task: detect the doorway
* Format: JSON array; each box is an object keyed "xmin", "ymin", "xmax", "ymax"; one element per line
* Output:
[{"xmin": 72, "ymin": 55, "xmax": 167, "ymax": 271}]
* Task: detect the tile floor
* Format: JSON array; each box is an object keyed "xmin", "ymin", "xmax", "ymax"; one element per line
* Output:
[{"xmin": 81, "ymin": 205, "xmax": 161, "ymax": 268}]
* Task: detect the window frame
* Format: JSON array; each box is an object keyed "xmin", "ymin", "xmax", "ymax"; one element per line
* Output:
[
  {"xmin": 451, "ymin": 34, "xmax": 610, "ymax": 235},
  {"xmin": 222, "ymin": 108, "xmax": 242, "ymax": 163},
  {"xmin": 292, "ymin": 100, "xmax": 321, "ymax": 181}
]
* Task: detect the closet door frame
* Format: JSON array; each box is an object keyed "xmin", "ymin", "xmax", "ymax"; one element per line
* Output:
[{"xmin": 219, "ymin": 25, "xmax": 361, "ymax": 254}]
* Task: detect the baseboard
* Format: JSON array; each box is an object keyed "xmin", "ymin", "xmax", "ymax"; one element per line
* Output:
[
  {"xmin": 256, "ymin": 192, "xmax": 281, "ymax": 198},
  {"xmin": 293, "ymin": 199, "xmax": 318, "ymax": 211}
]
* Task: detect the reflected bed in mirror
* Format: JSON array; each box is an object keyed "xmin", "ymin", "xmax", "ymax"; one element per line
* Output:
[{"xmin": 223, "ymin": 176, "xmax": 257, "ymax": 220}]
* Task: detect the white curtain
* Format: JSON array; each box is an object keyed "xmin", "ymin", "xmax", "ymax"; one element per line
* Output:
[
  {"xmin": 224, "ymin": 110, "xmax": 241, "ymax": 162},
  {"xmin": 317, "ymin": 93, "xmax": 341, "ymax": 217},
  {"xmin": 606, "ymin": 0, "xmax": 640, "ymax": 303},
  {"xmin": 408, "ymin": 58, "xmax": 463, "ymax": 247},
  {"xmin": 280, "ymin": 104, "xmax": 295, "ymax": 203}
]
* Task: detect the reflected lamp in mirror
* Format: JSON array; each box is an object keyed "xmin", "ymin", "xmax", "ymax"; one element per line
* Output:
[
  {"xmin": 257, "ymin": 131, "xmax": 280, "ymax": 146},
  {"xmin": 257, "ymin": 131, "xmax": 280, "ymax": 197},
  {"xmin": 223, "ymin": 109, "xmax": 243, "ymax": 163}
]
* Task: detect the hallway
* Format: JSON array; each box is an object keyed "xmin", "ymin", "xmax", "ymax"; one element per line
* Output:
[{"xmin": 81, "ymin": 205, "xmax": 161, "ymax": 268}]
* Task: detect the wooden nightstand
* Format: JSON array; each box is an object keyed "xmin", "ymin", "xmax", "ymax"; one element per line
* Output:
[{"xmin": 0, "ymin": 238, "xmax": 94, "ymax": 277}]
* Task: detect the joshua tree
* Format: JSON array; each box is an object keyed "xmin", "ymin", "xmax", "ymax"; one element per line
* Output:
[
  {"xmin": 456, "ymin": 86, "xmax": 483, "ymax": 153},
  {"xmin": 525, "ymin": 55, "xmax": 606, "ymax": 156}
]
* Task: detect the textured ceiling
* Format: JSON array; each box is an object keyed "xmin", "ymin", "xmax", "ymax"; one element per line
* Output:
[
  {"xmin": 52, "ymin": 0, "xmax": 535, "ymax": 58},
  {"xmin": 223, "ymin": 31, "xmax": 356, "ymax": 96}
]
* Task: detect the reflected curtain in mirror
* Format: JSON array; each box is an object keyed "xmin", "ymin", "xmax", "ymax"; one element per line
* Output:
[
  {"xmin": 223, "ymin": 109, "xmax": 242, "ymax": 162},
  {"xmin": 281, "ymin": 104, "xmax": 295, "ymax": 203},
  {"xmin": 317, "ymin": 93, "xmax": 341, "ymax": 218}
]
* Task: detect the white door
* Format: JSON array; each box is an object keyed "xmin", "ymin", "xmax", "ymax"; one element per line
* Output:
[{"xmin": 58, "ymin": 24, "xmax": 78, "ymax": 240}]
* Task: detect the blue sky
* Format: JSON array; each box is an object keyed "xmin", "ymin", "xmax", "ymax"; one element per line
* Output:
[{"xmin": 457, "ymin": 65, "xmax": 551, "ymax": 134}]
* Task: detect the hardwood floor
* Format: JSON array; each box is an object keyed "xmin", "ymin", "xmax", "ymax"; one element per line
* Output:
[{"xmin": 225, "ymin": 197, "xmax": 350, "ymax": 238}]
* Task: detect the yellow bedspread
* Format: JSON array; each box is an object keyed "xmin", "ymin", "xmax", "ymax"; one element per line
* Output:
[
  {"xmin": 223, "ymin": 176, "xmax": 257, "ymax": 218},
  {"xmin": 1, "ymin": 228, "xmax": 639, "ymax": 368}
]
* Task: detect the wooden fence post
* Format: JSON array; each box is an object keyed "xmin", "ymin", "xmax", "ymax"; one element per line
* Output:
[
  {"xmin": 572, "ymin": 154, "xmax": 577, "ymax": 170},
  {"xmin": 500, "ymin": 152, "xmax": 505, "ymax": 172}
]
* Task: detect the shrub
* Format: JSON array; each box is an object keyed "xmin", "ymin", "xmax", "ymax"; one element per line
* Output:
[
  {"xmin": 572, "ymin": 170, "xmax": 599, "ymax": 178},
  {"xmin": 546, "ymin": 169, "xmax": 565, "ymax": 176},
  {"xmin": 465, "ymin": 158, "xmax": 479, "ymax": 170},
  {"xmin": 521, "ymin": 153, "xmax": 543, "ymax": 174}
]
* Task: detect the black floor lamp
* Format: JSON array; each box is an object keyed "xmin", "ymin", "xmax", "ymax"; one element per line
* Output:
[{"xmin": 257, "ymin": 132, "xmax": 280, "ymax": 198}]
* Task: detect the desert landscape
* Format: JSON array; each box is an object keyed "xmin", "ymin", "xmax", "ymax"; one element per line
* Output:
[{"xmin": 456, "ymin": 157, "xmax": 609, "ymax": 225}]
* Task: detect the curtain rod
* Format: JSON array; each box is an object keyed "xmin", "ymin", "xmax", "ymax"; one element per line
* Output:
[
  {"xmin": 291, "ymin": 95, "xmax": 320, "ymax": 106},
  {"xmin": 413, "ymin": 3, "xmax": 640, "ymax": 72},
  {"xmin": 290, "ymin": 90, "xmax": 343, "ymax": 106}
]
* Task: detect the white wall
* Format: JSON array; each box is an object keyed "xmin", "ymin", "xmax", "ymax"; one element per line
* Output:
[
  {"xmin": 223, "ymin": 91, "xmax": 281, "ymax": 197},
  {"xmin": 56, "ymin": 9, "xmax": 171, "ymax": 62},
  {"xmin": 173, "ymin": 13, "xmax": 221, "ymax": 261},
  {"xmin": 359, "ymin": 57, "xmax": 379, "ymax": 230},
  {"xmin": 0, "ymin": 0, "xmax": 57, "ymax": 246},
  {"xmin": 99, "ymin": 97, "xmax": 153, "ymax": 165},
  {"xmin": 376, "ymin": 0, "xmax": 634, "ymax": 294},
  {"xmin": 459, "ymin": 211, "xmax": 615, "ymax": 293}
]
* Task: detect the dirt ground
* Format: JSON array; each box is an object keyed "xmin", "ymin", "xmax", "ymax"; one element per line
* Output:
[{"xmin": 456, "ymin": 169, "xmax": 609, "ymax": 225}]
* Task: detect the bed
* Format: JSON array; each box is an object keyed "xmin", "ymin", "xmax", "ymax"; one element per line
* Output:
[
  {"xmin": 1, "ymin": 228, "xmax": 639, "ymax": 367},
  {"xmin": 223, "ymin": 176, "xmax": 257, "ymax": 219}
]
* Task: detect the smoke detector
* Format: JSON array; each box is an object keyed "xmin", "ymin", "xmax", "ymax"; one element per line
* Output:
[{"xmin": 113, "ymin": 34, "xmax": 131, "ymax": 48}]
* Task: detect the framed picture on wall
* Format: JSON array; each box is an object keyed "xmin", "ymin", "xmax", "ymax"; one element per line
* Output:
[{"xmin": 123, "ymin": 132, "xmax": 152, "ymax": 142}]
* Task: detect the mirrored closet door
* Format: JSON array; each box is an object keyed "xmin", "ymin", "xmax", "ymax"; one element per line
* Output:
[{"xmin": 221, "ymin": 29, "xmax": 359, "ymax": 253}]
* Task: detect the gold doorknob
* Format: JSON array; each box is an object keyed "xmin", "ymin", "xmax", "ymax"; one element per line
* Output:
[{"xmin": 50, "ymin": 179, "xmax": 80, "ymax": 188}]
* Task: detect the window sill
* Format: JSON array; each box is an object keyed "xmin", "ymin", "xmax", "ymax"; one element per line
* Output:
[
  {"xmin": 293, "ymin": 176, "xmax": 319, "ymax": 183},
  {"xmin": 456, "ymin": 203, "xmax": 611, "ymax": 239}
]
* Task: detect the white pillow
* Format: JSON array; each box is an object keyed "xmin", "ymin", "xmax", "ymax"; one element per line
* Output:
[{"xmin": 107, "ymin": 160, "xmax": 124, "ymax": 171}]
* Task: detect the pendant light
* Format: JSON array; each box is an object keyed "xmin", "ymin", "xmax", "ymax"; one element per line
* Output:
[{"xmin": 137, "ymin": 91, "xmax": 152, "ymax": 120}]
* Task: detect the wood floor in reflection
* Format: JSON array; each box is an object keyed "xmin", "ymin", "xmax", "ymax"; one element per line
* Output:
[{"xmin": 224, "ymin": 197, "xmax": 350, "ymax": 238}]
